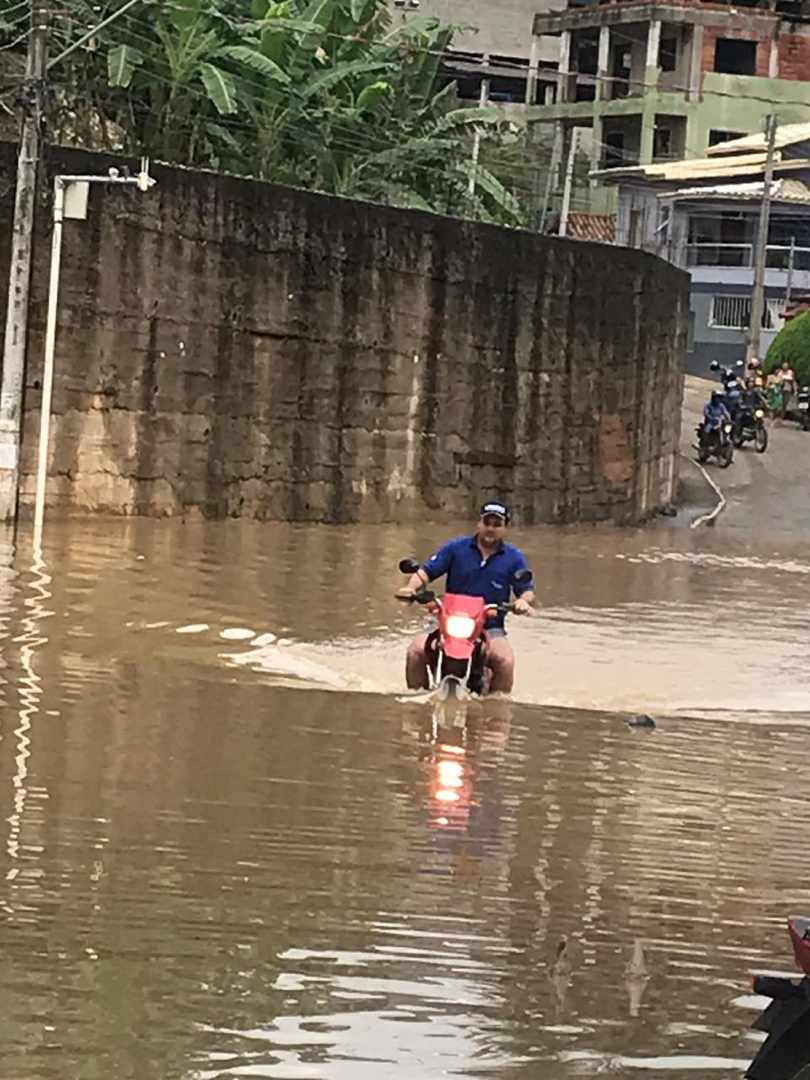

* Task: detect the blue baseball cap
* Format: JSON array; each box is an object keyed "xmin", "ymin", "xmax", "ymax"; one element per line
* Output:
[{"xmin": 479, "ymin": 501, "xmax": 510, "ymax": 522}]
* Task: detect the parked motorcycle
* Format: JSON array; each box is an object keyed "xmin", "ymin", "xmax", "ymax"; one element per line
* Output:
[
  {"xmin": 745, "ymin": 916, "xmax": 810, "ymax": 1079},
  {"xmin": 696, "ymin": 421, "xmax": 734, "ymax": 467},
  {"xmin": 797, "ymin": 386, "xmax": 810, "ymax": 431},
  {"xmin": 396, "ymin": 558, "xmax": 532, "ymax": 698},
  {"xmin": 733, "ymin": 405, "xmax": 769, "ymax": 452}
]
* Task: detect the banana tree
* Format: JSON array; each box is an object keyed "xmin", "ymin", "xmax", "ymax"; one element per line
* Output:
[{"xmin": 41, "ymin": 0, "xmax": 530, "ymax": 222}]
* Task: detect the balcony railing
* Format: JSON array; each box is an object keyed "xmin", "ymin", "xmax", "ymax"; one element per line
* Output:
[{"xmin": 686, "ymin": 243, "xmax": 810, "ymax": 271}]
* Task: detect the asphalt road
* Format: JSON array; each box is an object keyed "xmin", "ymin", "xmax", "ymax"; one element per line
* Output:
[{"xmin": 680, "ymin": 375, "xmax": 810, "ymax": 533}]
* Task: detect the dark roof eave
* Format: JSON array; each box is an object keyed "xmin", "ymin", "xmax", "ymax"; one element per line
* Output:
[{"xmin": 533, "ymin": 0, "xmax": 781, "ymax": 35}]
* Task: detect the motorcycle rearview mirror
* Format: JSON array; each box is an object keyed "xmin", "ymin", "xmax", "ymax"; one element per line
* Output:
[
  {"xmin": 514, "ymin": 568, "xmax": 532, "ymax": 584},
  {"xmin": 709, "ymin": 361, "xmax": 720, "ymax": 371},
  {"xmin": 399, "ymin": 557, "xmax": 420, "ymax": 575}
]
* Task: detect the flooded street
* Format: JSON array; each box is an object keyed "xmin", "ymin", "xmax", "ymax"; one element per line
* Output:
[{"xmin": 2, "ymin": 516, "xmax": 809, "ymax": 1079}]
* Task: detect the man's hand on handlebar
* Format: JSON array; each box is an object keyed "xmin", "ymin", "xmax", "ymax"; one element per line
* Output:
[{"xmin": 512, "ymin": 596, "xmax": 533, "ymax": 616}]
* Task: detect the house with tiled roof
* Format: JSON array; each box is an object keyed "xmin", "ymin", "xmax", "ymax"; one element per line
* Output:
[{"xmin": 595, "ymin": 123, "xmax": 810, "ymax": 371}]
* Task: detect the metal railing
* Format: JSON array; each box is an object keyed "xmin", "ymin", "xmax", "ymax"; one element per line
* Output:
[{"xmin": 686, "ymin": 242, "xmax": 810, "ymax": 271}]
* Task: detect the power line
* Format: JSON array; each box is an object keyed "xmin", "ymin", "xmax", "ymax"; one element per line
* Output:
[
  {"xmin": 45, "ymin": 8, "xmax": 628, "ymax": 184},
  {"xmin": 36, "ymin": 1, "xmax": 810, "ymax": 114},
  {"xmin": 42, "ymin": 17, "xmax": 571, "ymax": 184}
]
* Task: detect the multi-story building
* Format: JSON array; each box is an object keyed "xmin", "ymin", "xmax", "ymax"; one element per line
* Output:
[
  {"xmin": 597, "ymin": 123, "xmax": 810, "ymax": 370},
  {"xmin": 388, "ymin": 0, "xmax": 560, "ymax": 104},
  {"xmin": 524, "ymin": 0, "xmax": 810, "ymax": 211}
]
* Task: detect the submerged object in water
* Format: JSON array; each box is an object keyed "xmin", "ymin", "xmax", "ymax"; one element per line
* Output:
[{"xmin": 626, "ymin": 713, "xmax": 656, "ymax": 730}]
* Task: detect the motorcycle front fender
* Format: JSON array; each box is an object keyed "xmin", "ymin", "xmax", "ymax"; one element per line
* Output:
[
  {"xmin": 746, "ymin": 998, "xmax": 810, "ymax": 1079},
  {"xmin": 443, "ymin": 636, "xmax": 476, "ymax": 661}
]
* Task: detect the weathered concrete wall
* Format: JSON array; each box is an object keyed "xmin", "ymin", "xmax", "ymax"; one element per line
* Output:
[{"xmin": 0, "ymin": 143, "xmax": 687, "ymax": 525}]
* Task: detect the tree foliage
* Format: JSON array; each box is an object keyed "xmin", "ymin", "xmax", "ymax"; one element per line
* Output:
[
  {"xmin": 27, "ymin": 0, "xmax": 528, "ymax": 225},
  {"xmin": 765, "ymin": 309, "xmax": 810, "ymax": 385}
]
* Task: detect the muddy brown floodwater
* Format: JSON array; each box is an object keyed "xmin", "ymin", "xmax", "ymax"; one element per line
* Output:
[{"xmin": 1, "ymin": 517, "xmax": 809, "ymax": 1080}]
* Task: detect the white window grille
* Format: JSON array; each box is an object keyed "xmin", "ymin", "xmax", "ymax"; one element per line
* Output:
[
  {"xmin": 766, "ymin": 298, "xmax": 786, "ymax": 332},
  {"xmin": 709, "ymin": 295, "xmax": 784, "ymax": 330}
]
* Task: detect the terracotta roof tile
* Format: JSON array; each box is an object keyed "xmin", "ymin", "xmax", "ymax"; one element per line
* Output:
[{"xmin": 566, "ymin": 213, "xmax": 615, "ymax": 243}]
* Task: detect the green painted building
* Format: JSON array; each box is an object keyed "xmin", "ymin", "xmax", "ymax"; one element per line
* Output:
[{"xmin": 524, "ymin": 0, "xmax": 810, "ymax": 214}]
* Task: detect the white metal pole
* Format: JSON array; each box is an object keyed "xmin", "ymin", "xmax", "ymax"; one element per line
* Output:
[
  {"xmin": 468, "ymin": 71, "xmax": 490, "ymax": 199},
  {"xmin": 0, "ymin": 1, "xmax": 50, "ymax": 523},
  {"xmin": 559, "ymin": 128, "xmax": 579, "ymax": 237},
  {"xmin": 785, "ymin": 234, "xmax": 795, "ymax": 309},
  {"xmin": 32, "ymin": 178, "xmax": 65, "ymax": 554}
]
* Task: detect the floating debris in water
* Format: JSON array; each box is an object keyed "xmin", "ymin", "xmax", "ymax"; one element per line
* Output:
[
  {"xmin": 219, "ymin": 628, "xmax": 256, "ymax": 641},
  {"xmin": 176, "ymin": 624, "xmax": 209, "ymax": 635},
  {"xmin": 626, "ymin": 714, "xmax": 656, "ymax": 730}
]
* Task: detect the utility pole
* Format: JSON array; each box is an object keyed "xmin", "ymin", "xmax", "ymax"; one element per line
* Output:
[
  {"xmin": 559, "ymin": 127, "xmax": 579, "ymax": 238},
  {"xmin": 748, "ymin": 113, "xmax": 778, "ymax": 363},
  {"xmin": 0, "ymin": 0, "xmax": 49, "ymax": 523}
]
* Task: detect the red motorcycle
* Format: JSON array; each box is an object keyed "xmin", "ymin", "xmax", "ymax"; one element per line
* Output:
[
  {"xmin": 397, "ymin": 558, "xmax": 531, "ymax": 698},
  {"xmin": 745, "ymin": 916, "xmax": 810, "ymax": 1079}
]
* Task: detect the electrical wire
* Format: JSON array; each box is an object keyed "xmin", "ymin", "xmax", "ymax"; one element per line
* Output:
[
  {"xmin": 39, "ymin": 0, "xmax": 810, "ymax": 113},
  {"xmin": 48, "ymin": 8, "xmax": 643, "ymax": 186},
  {"xmin": 33, "ymin": 4, "xmax": 726, "ymax": 217},
  {"xmin": 42, "ymin": 16, "xmax": 572, "ymax": 186}
]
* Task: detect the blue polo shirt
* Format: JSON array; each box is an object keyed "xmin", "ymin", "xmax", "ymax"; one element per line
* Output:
[{"xmin": 421, "ymin": 536, "xmax": 534, "ymax": 630}]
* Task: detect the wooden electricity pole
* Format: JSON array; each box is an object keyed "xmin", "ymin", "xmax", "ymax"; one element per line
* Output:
[{"xmin": 748, "ymin": 113, "xmax": 778, "ymax": 363}]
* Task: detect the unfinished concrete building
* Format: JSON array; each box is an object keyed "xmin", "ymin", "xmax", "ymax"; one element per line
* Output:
[
  {"xmin": 525, "ymin": 0, "xmax": 810, "ymax": 213},
  {"xmin": 388, "ymin": 0, "xmax": 560, "ymax": 104}
]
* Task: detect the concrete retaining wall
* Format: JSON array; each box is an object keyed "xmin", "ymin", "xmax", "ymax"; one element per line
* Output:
[{"xmin": 0, "ymin": 143, "xmax": 687, "ymax": 524}]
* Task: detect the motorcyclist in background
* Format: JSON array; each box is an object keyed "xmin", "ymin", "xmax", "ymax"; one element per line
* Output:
[
  {"xmin": 724, "ymin": 375, "xmax": 744, "ymax": 420},
  {"xmin": 703, "ymin": 390, "xmax": 732, "ymax": 434},
  {"xmin": 742, "ymin": 376, "xmax": 768, "ymax": 412},
  {"xmin": 746, "ymin": 357, "xmax": 765, "ymax": 388}
]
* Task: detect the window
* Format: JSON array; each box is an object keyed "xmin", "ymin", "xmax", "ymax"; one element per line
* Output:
[
  {"xmin": 709, "ymin": 129, "xmax": 746, "ymax": 146},
  {"xmin": 659, "ymin": 35, "xmax": 678, "ymax": 72},
  {"xmin": 710, "ymin": 295, "xmax": 780, "ymax": 330},
  {"xmin": 488, "ymin": 55, "xmax": 528, "ymax": 103},
  {"xmin": 653, "ymin": 127, "xmax": 672, "ymax": 159},
  {"xmin": 714, "ymin": 38, "xmax": 756, "ymax": 76},
  {"xmin": 604, "ymin": 131, "xmax": 625, "ymax": 169}
]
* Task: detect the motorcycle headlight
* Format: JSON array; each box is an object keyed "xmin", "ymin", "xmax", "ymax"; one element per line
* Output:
[
  {"xmin": 445, "ymin": 614, "xmax": 476, "ymax": 640},
  {"xmin": 755, "ymin": 409, "xmax": 764, "ymax": 419},
  {"xmin": 724, "ymin": 424, "xmax": 732, "ymax": 433}
]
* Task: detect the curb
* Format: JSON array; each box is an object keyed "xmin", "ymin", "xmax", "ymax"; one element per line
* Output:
[{"xmin": 679, "ymin": 452, "xmax": 727, "ymax": 528}]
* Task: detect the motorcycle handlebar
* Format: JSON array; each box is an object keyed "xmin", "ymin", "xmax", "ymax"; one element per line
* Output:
[
  {"xmin": 395, "ymin": 590, "xmax": 436, "ymax": 605},
  {"xmin": 394, "ymin": 591, "xmax": 530, "ymax": 615}
]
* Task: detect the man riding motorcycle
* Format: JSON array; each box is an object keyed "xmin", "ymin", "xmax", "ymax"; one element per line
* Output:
[
  {"xmin": 703, "ymin": 389, "xmax": 732, "ymax": 433},
  {"xmin": 397, "ymin": 501, "xmax": 535, "ymax": 694}
]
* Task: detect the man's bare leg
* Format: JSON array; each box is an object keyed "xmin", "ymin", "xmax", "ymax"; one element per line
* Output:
[
  {"xmin": 406, "ymin": 633, "xmax": 430, "ymax": 690},
  {"xmin": 487, "ymin": 637, "xmax": 515, "ymax": 694}
]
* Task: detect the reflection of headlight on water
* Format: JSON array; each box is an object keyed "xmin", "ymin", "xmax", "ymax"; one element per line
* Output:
[
  {"xmin": 438, "ymin": 760, "xmax": 464, "ymax": 786},
  {"xmin": 436, "ymin": 789, "xmax": 461, "ymax": 803},
  {"xmin": 445, "ymin": 615, "xmax": 476, "ymax": 639}
]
